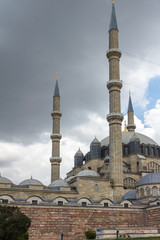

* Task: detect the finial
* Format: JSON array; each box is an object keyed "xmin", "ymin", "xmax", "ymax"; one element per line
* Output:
[
  {"xmin": 31, "ymin": 175, "xmax": 32, "ymax": 179},
  {"xmin": 56, "ymin": 72, "xmax": 58, "ymax": 80},
  {"xmin": 123, "ymin": 120, "xmax": 128, "ymax": 132},
  {"xmin": 112, "ymin": 0, "xmax": 115, "ymax": 3},
  {"xmin": 129, "ymin": 90, "xmax": 131, "ymax": 97},
  {"xmin": 95, "ymin": 135, "xmax": 97, "ymax": 139},
  {"xmin": 78, "ymin": 147, "xmax": 80, "ymax": 151}
]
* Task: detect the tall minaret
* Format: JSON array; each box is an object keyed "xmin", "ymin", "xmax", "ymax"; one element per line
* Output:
[
  {"xmin": 50, "ymin": 73, "xmax": 62, "ymax": 183},
  {"xmin": 127, "ymin": 91, "xmax": 136, "ymax": 132},
  {"xmin": 106, "ymin": 1, "xmax": 124, "ymax": 201}
]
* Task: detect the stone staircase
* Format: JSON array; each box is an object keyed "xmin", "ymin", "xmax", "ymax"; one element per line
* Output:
[{"xmin": 96, "ymin": 227, "xmax": 160, "ymax": 239}]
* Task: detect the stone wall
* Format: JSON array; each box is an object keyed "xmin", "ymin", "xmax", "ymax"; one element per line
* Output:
[{"xmin": 19, "ymin": 205, "xmax": 146, "ymax": 240}]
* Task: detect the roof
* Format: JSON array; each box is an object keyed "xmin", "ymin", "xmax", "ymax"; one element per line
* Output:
[
  {"xmin": 19, "ymin": 178, "xmax": 43, "ymax": 186},
  {"xmin": 54, "ymin": 80, "xmax": 60, "ymax": 97},
  {"xmin": 101, "ymin": 131, "xmax": 158, "ymax": 146},
  {"xmin": 0, "ymin": 176, "xmax": 13, "ymax": 184},
  {"xmin": 128, "ymin": 95, "xmax": 134, "ymax": 112},
  {"xmin": 109, "ymin": 3, "xmax": 118, "ymax": 31},
  {"xmin": 121, "ymin": 190, "xmax": 136, "ymax": 201},
  {"xmin": 76, "ymin": 170, "xmax": 100, "ymax": 178},
  {"xmin": 48, "ymin": 178, "xmax": 69, "ymax": 188},
  {"xmin": 74, "ymin": 149, "xmax": 84, "ymax": 157},
  {"xmin": 137, "ymin": 173, "xmax": 160, "ymax": 187},
  {"xmin": 90, "ymin": 137, "xmax": 100, "ymax": 146}
]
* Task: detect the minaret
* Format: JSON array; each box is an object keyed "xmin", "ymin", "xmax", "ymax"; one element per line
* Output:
[
  {"xmin": 106, "ymin": 1, "xmax": 124, "ymax": 201},
  {"xmin": 127, "ymin": 91, "xmax": 136, "ymax": 132},
  {"xmin": 50, "ymin": 73, "xmax": 62, "ymax": 182}
]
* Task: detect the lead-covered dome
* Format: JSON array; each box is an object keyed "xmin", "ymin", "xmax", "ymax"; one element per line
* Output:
[
  {"xmin": 0, "ymin": 175, "xmax": 13, "ymax": 184},
  {"xmin": 48, "ymin": 178, "xmax": 69, "ymax": 188},
  {"xmin": 76, "ymin": 170, "xmax": 100, "ymax": 177},
  {"xmin": 121, "ymin": 190, "xmax": 136, "ymax": 201},
  {"xmin": 19, "ymin": 178, "xmax": 43, "ymax": 186},
  {"xmin": 136, "ymin": 173, "xmax": 160, "ymax": 187},
  {"xmin": 101, "ymin": 132, "xmax": 158, "ymax": 146}
]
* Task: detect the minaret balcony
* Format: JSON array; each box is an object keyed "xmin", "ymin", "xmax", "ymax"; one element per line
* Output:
[
  {"xmin": 51, "ymin": 111, "xmax": 62, "ymax": 117},
  {"xmin": 50, "ymin": 157, "xmax": 62, "ymax": 164},
  {"xmin": 107, "ymin": 79, "xmax": 122, "ymax": 90},
  {"xmin": 50, "ymin": 134, "xmax": 62, "ymax": 140},
  {"xmin": 106, "ymin": 48, "xmax": 121, "ymax": 59},
  {"xmin": 107, "ymin": 112, "xmax": 124, "ymax": 123}
]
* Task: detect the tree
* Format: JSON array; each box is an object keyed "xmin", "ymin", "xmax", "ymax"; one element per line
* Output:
[{"xmin": 0, "ymin": 205, "xmax": 31, "ymax": 240}]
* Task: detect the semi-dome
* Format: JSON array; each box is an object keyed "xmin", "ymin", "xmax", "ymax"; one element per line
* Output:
[
  {"xmin": 19, "ymin": 178, "xmax": 43, "ymax": 186},
  {"xmin": 121, "ymin": 190, "xmax": 136, "ymax": 201},
  {"xmin": 76, "ymin": 170, "xmax": 100, "ymax": 177},
  {"xmin": 0, "ymin": 175, "xmax": 13, "ymax": 184},
  {"xmin": 136, "ymin": 173, "xmax": 160, "ymax": 187},
  {"xmin": 101, "ymin": 132, "xmax": 158, "ymax": 146},
  {"xmin": 48, "ymin": 178, "xmax": 69, "ymax": 188}
]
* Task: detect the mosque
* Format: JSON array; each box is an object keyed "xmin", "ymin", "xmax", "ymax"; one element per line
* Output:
[{"xmin": 0, "ymin": 1, "xmax": 160, "ymax": 207}]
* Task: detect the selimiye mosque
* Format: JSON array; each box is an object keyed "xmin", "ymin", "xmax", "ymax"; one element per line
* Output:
[{"xmin": 1, "ymin": 1, "xmax": 160, "ymax": 207}]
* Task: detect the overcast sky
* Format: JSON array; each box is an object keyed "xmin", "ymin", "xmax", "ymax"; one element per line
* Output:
[{"xmin": 0, "ymin": 0, "xmax": 160, "ymax": 185}]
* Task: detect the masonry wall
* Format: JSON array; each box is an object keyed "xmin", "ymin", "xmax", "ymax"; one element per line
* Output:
[
  {"xmin": 19, "ymin": 205, "xmax": 146, "ymax": 240},
  {"xmin": 146, "ymin": 206, "xmax": 160, "ymax": 228}
]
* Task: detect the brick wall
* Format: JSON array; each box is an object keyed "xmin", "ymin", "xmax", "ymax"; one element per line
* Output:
[{"xmin": 19, "ymin": 205, "xmax": 146, "ymax": 240}]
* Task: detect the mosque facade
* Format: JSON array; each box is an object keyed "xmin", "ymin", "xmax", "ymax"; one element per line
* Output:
[{"xmin": 1, "ymin": 2, "xmax": 160, "ymax": 208}]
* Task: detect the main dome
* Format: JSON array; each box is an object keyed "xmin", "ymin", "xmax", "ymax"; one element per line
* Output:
[{"xmin": 101, "ymin": 132, "xmax": 158, "ymax": 146}]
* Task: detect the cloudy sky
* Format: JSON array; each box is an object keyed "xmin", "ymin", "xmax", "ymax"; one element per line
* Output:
[{"xmin": 0, "ymin": 0, "xmax": 160, "ymax": 185}]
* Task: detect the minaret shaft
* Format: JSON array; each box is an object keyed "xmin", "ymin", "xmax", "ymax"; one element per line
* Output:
[
  {"xmin": 107, "ymin": 3, "xmax": 124, "ymax": 201},
  {"xmin": 50, "ymin": 80, "xmax": 62, "ymax": 183}
]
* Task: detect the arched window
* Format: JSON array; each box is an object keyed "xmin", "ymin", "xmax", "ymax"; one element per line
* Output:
[
  {"xmin": 152, "ymin": 186, "xmax": 158, "ymax": 196},
  {"xmin": 123, "ymin": 178, "xmax": 137, "ymax": 188},
  {"xmin": 140, "ymin": 188, "xmax": 144, "ymax": 197},
  {"xmin": 145, "ymin": 187, "xmax": 150, "ymax": 196},
  {"xmin": 147, "ymin": 162, "xmax": 160, "ymax": 173},
  {"xmin": 95, "ymin": 184, "xmax": 99, "ymax": 193}
]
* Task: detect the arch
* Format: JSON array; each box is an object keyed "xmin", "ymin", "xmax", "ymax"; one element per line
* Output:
[
  {"xmin": 140, "ymin": 188, "xmax": 144, "ymax": 197},
  {"xmin": 152, "ymin": 186, "xmax": 158, "ymax": 197},
  {"xmin": 123, "ymin": 177, "xmax": 137, "ymax": 188},
  {"xmin": 95, "ymin": 184, "xmax": 99, "ymax": 193},
  {"xmin": 147, "ymin": 161, "xmax": 160, "ymax": 173}
]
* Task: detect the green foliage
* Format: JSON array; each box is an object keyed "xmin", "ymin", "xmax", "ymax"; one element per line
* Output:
[
  {"xmin": 85, "ymin": 230, "xmax": 96, "ymax": 239},
  {"xmin": 0, "ymin": 205, "xmax": 31, "ymax": 240}
]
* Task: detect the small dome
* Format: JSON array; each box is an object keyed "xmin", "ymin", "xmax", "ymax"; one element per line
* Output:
[
  {"xmin": 90, "ymin": 137, "xmax": 100, "ymax": 146},
  {"xmin": 76, "ymin": 170, "xmax": 100, "ymax": 178},
  {"xmin": 121, "ymin": 190, "xmax": 136, "ymax": 200},
  {"xmin": 137, "ymin": 173, "xmax": 160, "ymax": 187},
  {"xmin": 0, "ymin": 175, "xmax": 13, "ymax": 184},
  {"xmin": 74, "ymin": 149, "xmax": 84, "ymax": 157},
  {"xmin": 19, "ymin": 178, "xmax": 43, "ymax": 186},
  {"xmin": 130, "ymin": 133, "xmax": 140, "ymax": 142},
  {"xmin": 48, "ymin": 178, "xmax": 69, "ymax": 188},
  {"xmin": 104, "ymin": 155, "xmax": 110, "ymax": 163}
]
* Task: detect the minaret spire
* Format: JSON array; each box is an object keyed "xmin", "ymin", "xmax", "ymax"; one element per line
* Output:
[
  {"xmin": 106, "ymin": 1, "xmax": 124, "ymax": 201},
  {"xmin": 127, "ymin": 91, "xmax": 136, "ymax": 132},
  {"xmin": 50, "ymin": 73, "xmax": 62, "ymax": 182}
]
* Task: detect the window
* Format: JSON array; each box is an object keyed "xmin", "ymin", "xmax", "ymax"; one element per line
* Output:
[
  {"xmin": 2, "ymin": 199, "xmax": 8, "ymax": 204},
  {"xmin": 95, "ymin": 184, "xmax": 99, "ymax": 193},
  {"xmin": 32, "ymin": 200, "xmax": 38, "ymax": 205},
  {"xmin": 104, "ymin": 203, "xmax": 108, "ymax": 208},
  {"xmin": 58, "ymin": 201, "xmax": 63, "ymax": 206},
  {"xmin": 82, "ymin": 202, "xmax": 87, "ymax": 206},
  {"xmin": 124, "ymin": 203, "xmax": 128, "ymax": 208},
  {"xmin": 152, "ymin": 186, "xmax": 158, "ymax": 197},
  {"xmin": 140, "ymin": 188, "xmax": 144, "ymax": 197}
]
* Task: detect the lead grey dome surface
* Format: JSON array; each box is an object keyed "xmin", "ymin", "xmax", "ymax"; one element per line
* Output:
[
  {"xmin": 101, "ymin": 132, "xmax": 158, "ymax": 146},
  {"xmin": 19, "ymin": 178, "xmax": 43, "ymax": 186},
  {"xmin": 76, "ymin": 170, "xmax": 100, "ymax": 177},
  {"xmin": 121, "ymin": 190, "xmax": 136, "ymax": 200},
  {"xmin": 0, "ymin": 176, "xmax": 13, "ymax": 184},
  {"xmin": 136, "ymin": 173, "xmax": 160, "ymax": 187},
  {"xmin": 48, "ymin": 178, "xmax": 69, "ymax": 187}
]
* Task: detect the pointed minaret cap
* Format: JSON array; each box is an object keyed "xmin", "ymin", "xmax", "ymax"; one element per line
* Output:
[
  {"xmin": 54, "ymin": 73, "xmax": 60, "ymax": 97},
  {"xmin": 128, "ymin": 91, "xmax": 134, "ymax": 112},
  {"xmin": 109, "ymin": 1, "xmax": 118, "ymax": 31}
]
